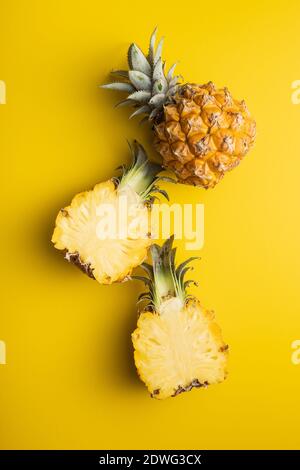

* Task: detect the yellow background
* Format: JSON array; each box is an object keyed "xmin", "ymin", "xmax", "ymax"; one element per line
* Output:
[{"xmin": 1, "ymin": 0, "xmax": 300, "ymax": 450}]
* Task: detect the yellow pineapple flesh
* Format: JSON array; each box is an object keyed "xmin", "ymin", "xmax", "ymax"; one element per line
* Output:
[
  {"xmin": 52, "ymin": 181, "xmax": 152, "ymax": 284},
  {"xmin": 133, "ymin": 298, "xmax": 228, "ymax": 399},
  {"xmin": 52, "ymin": 142, "xmax": 164, "ymax": 285}
]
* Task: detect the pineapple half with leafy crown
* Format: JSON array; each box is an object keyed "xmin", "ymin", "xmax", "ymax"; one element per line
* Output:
[
  {"xmin": 52, "ymin": 141, "xmax": 169, "ymax": 284},
  {"xmin": 102, "ymin": 28, "xmax": 256, "ymax": 189},
  {"xmin": 132, "ymin": 237, "xmax": 228, "ymax": 399}
]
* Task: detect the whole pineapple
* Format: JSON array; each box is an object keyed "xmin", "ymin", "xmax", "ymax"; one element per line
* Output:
[
  {"xmin": 132, "ymin": 237, "xmax": 228, "ymax": 399},
  {"xmin": 52, "ymin": 142, "xmax": 168, "ymax": 284},
  {"xmin": 102, "ymin": 29, "xmax": 256, "ymax": 189}
]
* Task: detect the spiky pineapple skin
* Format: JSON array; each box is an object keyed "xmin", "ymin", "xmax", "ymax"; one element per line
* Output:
[
  {"xmin": 132, "ymin": 298, "xmax": 228, "ymax": 399},
  {"xmin": 52, "ymin": 181, "xmax": 152, "ymax": 284},
  {"xmin": 154, "ymin": 82, "xmax": 256, "ymax": 189}
]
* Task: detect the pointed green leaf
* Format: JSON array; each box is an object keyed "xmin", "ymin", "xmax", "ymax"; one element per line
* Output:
[
  {"xmin": 140, "ymin": 262, "xmax": 154, "ymax": 278},
  {"xmin": 153, "ymin": 58, "xmax": 165, "ymax": 82},
  {"xmin": 154, "ymin": 37, "xmax": 164, "ymax": 65},
  {"xmin": 127, "ymin": 90, "xmax": 151, "ymax": 103},
  {"xmin": 149, "ymin": 93, "xmax": 166, "ymax": 107},
  {"xmin": 114, "ymin": 99, "xmax": 134, "ymax": 108},
  {"xmin": 167, "ymin": 63, "xmax": 177, "ymax": 81},
  {"xmin": 178, "ymin": 266, "xmax": 191, "ymax": 285},
  {"xmin": 128, "ymin": 44, "xmax": 151, "ymax": 76},
  {"xmin": 152, "ymin": 188, "xmax": 169, "ymax": 201},
  {"xmin": 176, "ymin": 257, "xmax": 199, "ymax": 278},
  {"xmin": 148, "ymin": 27, "xmax": 157, "ymax": 65},
  {"xmin": 129, "ymin": 70, "xmax": 152, "ymax": 91},
  {"xmin": 110, "ymin": 70, "xmax": 129, "ymax": 79},
  {"xmin": 129, "ymin": 105, "xmax": 151, "ymax": 119},
  {"xmin": 133, "ymin": 140, "xmax": 147, "ymax": 165},
  {"xmin": 101, "ymin": 82, "xmax": 135, "ymax": 92},
  {"xmin": 132, "ymin": 275, "xmax": 152, "ymax": 287}
]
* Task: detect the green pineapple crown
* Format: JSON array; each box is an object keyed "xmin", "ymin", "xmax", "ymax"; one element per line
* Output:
[
  {"xmin": 116, "ymin": 140, "xmax": 171, "ymax": 203},
  {"xmin": 135, "ymin": 236, "xmax": 199, "ymax": 311},
  {"xmin": 101, "ymin": 28, "xmax": 181, "ymax": 122}
]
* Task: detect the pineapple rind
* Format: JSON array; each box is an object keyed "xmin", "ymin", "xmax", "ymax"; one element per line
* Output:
[
  {"xmin": 132, "ymin": 298, "xmax": 228, "ymax": 400},
  {"xmin": 154, "ymin": 82, "xmax": 256, "ymax": 189}
]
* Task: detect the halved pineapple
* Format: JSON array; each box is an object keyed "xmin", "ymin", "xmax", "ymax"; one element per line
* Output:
[
  {"xmin": 52, "ymin": 142, "xmax": 168, "ymax": 284},
  {"xmin": 132, "ymin": 238, "xmax": 228, "ymax": 399}
]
